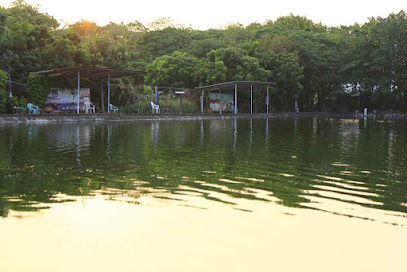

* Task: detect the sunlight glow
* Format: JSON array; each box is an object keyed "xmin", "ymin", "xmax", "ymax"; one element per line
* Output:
[{"xmin": 0, "ymin": 0, "xmax": 405, "ymax": 29}]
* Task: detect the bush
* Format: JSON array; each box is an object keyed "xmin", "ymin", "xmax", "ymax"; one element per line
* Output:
[
  {"xmin": 120, "ymin": 103, "xmax": 152, "ymax": 114},
  {"xmin": 0, "ymin": 70, "xmax": 8, "ymax": 113},
  {"xmin": 120, "ymin": 95, "xmax": 198, "ymax": 114},
  {"xmin": 160, "ymin": 96, "xmax": 198, "ymax": 114},
  {"xmin": 7, "ymin": 96, "xmax": 28, "ymax": 113},
  {"xmin": 27, "ymin": 73, "xmax": 50, "ymax": 108}
]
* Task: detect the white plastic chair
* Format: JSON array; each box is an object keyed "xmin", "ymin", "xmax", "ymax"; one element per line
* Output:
[
  {"xmin": 109, "ymin": 104, "xmax": 118, "ymax": 113},
  {"xmin": 84, "ymin": 101, "xmax": 95, "ymax": 113},
  {"xmin": 150, "ymin": 102, "xmax": 160, "ymax": 114}
]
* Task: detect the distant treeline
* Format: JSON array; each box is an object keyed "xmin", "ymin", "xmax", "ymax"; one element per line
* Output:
[{"xmin": 0, "ymin": 0, "xmax": 406, "ymax": 113}]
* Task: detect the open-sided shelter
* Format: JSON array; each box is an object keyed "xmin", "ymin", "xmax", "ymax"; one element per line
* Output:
[
  {"xmin": 32, "ymin": 65, "xmax": 143, "ymax": 113},
  {"xmin": 196, "ymin": 81, "xmax": 277, "ymax": 114}
]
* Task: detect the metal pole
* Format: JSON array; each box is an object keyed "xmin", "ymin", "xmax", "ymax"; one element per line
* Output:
[
  {"xmin": 219, "ymin": 90, "xmax": 222, "ymax": 115},
  {"xmin": 180, "ymin": 95, "xmax": 183, "ymax": 115},
  {"xmin": 137, "ymin": 75, "xmax": 141, "ymax": 115},
  {"xmin": 154, "ymin": 86, "xmax": 158, "ymax": 105},
  {"xmin": 100, "ymin": 82, "xmax": 104, "ymax": 113},
  {"xmin": 266, "ymin": 86, "xmax": 269, "ymax": 114},
  {"xmin": 77, "ymin": 70, "xmax": 80, "ymax": 114},
  {"xmin": 234, "ymin": 84, "xmax": 237, "ymax": 114},
  {"xmin": 250, "ymin": 85, "xmax": 253, "ymax": 114},
  {"xmin": 107, "ymin": 73, "xmax": 111, "ymax": 113},
  {"xmin": 138, "ymin": 87, "xmax": 140, "ymax": 114},
  {"xmin": 8, "ymin": 73, "xmax": 12, "ymax": 98},
  {"xmin": 201, "ymin": 90, "xmax": 204, "ymax": 114}
]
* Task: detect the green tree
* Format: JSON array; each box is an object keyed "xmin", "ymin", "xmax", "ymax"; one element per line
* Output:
[
  {"xmin": 207, "ymin": 47, "xmax": 245, "ymax": 80},
  {"xmin": 257, "ymin": 34, "xmax": 296, "ymax": 54},
  {"xmin": 40, "ymin": 29, "xmax": 90, "ymax": 69},
  {"xmin": 26, "ymin": 73, "xmax": 49, "ymax": 108},
  {"xmin": 234, "ymin": 55, "xmax": 270, "ymax": 81},
  {"xmin": 344, "ymin": 11, "xmax": 407, "ymax": 110},
  {"xmin": 187, "ymin": 37, "xmax": 227, "ymax": 58},
  {"xmin": 142, "ymin": 27, "xmax": 192, "ymax": 59},
  {"xmin": 271, "ymin": 14, "xmax": 327, "ymax": 33},
  {"xmin": 200, "ymin": 61, "xmax": 227, "ymax": 85},
  {"xmin": 0, "ymin": 70, "xmax": 8, "ymax": 113},
  {"xmin": 0, "ymin": 0, "xmax": 58, "ymax": 81},
  {"xmin": 0, "ymin": 1, "xmax": 405, "ymax": 112},
  {"xmin": 207, "ymin": 46, "xmax": 270, "ymax": 81},
  {"xmin": 261, "ymin": 51, "xmax": 303, "ymax": 106},
  {"xmin": 86, "ymin": 22, "xmax": 145, "ymax": 69},
  {"xmin": 145, "ymin": 51, "xmax": 202, "ymax": 88}
]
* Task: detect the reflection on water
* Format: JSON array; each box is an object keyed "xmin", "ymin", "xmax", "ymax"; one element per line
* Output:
[
  {"xmin": 1, "ymin": 118, "xmax": 407, "ymax": 272},
  {"xmin": 0, "ymin": 118, "xmax": 406, "ymax": 226}
]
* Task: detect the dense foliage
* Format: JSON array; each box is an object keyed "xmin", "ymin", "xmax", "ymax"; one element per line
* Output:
[
  {"xmin": 0, "ymin": 70, "xmax": 8, "ymax": 113},
  {"xmin": 0, "ymin": 0, "xmax": 406, "ymax": 112},
  {"xmin": 26, "ymin": 73, "xmax": 49, "ymax": 108}
]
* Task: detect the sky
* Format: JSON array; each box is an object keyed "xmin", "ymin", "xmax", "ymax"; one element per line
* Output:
[{"xmin": 0, "ymin": 0, "xmax": 405, "ymax": 29}]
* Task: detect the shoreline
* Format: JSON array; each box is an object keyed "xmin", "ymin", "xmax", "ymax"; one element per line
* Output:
[{"xmin": 0, "ymin": 112, "xmax": 406, "ymax": 124}]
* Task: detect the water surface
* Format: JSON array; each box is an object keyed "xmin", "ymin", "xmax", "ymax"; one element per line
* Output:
[{"xmin": 0, "ymin": 117, "xmax": 406, "ymax": 271}]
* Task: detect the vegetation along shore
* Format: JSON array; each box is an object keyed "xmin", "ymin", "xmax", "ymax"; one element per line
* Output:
[{"xmin": 0, "ymin": 0, "xmax": 406, "ymax": 114}]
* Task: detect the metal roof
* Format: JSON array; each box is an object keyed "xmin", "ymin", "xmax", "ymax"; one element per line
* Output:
[
  {"xmin": 195, "ymin": 81, "xmax": 277, "ymax": 92},
  {"xmin": 32, "ymin": 65, "xmax": 143, "ymax": 79}
]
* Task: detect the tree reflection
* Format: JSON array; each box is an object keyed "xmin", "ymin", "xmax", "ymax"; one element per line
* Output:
[{"xmin": 0, "ymin": 118, "xmax": 406, "ymax": 219}]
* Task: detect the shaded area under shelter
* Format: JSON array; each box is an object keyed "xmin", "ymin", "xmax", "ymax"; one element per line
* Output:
[
  {"xmin": 33, "ymin": 65, "xmax": 143, "ymax": 113},
  {"xmin": 195, "ymin": 81, "xmax": 277, "ymax": 114}
]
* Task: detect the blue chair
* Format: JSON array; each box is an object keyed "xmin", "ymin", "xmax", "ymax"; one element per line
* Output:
[
  {"xmin": 109, "ymin": 104, "xmax": 118, "ymax": 113},
  {"xmin": 27, "ymin": 103, "xmax": 39, "ymax": 114}
]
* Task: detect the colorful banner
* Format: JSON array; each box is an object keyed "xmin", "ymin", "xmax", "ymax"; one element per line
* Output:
[
  {"xmin": 45, "ymin": 88, "xmax": 90, "ymax": 112},
  {"xmin": 209, "ymin": 93, "xmax": 234, "ymax": 112}
]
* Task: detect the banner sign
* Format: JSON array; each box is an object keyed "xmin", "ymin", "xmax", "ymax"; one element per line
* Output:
[
  {"xmin": 45, "ymin": 88, "xmax": 90, "ymax": 112},
  {"xmin": 209, "ymin": 93, "xmax": 234, "ymax": 112}
]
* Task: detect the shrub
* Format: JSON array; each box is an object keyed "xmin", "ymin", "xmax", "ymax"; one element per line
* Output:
[
  {"xmin": 0, "ymin": 70, "xmax": 8, "ymax": 113},
  {"xmin": 160, "ymin": 96, "xmax": 198, "ymax": 114},
  {"xmin": 27, "ymin": 73, "xmax": 50, "ymax": 108},
  {"xmin": 7, "ymin": 96, "xmax": 28, "ymax": 113}
]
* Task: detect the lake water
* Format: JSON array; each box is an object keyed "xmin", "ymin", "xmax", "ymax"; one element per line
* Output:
[{"xmin": 0, "ymin": 117, "xmax": 406, "ymax": 272}]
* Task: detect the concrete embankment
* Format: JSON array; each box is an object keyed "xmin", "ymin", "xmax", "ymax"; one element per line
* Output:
[
  {"xmin": 0, "ymin": 113, "xmax": 273, "ymax": 124},
  {"xmin": 0, "ymin": 112, "xmax": 405, "ymax": 124}
]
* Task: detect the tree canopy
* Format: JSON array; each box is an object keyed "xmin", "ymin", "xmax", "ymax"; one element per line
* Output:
[{"xmin": 0, "ymin": 0, "xmax": 406, "ymax": 112}]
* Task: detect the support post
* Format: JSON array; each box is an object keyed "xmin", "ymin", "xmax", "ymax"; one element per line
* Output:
[
  {"xmin": 8, "ymin": 74, "xmax": 12, "ymax": 98},
  {"xmin": 234, "ymin": 84, "xmax": 238, "ymax": 114},
  {"xmin": 107, "ymin": 72, "xmax": 111, "ymax": 113},
  {"xmin": 137, "ymin": 75, "xmax": 141, "ymax": 115},
  {"xmin": 219, "ymin": 90, "xmax": 222, "ymax": 115},
  {"xmin": 250, "ymin": 85, "xmax": 253, "ymax": 114},
  {"xmin": 154, "ymin": 86, "xmax": 158, "ymax": 105},
  {"xmin": 200, "ymin": 90, "xmax": 204, "ymax": 114},
  {"xmin": 180, "ymin": 95, "xmax": 183, "ymax": 115},
  {"xmin": 77, "ymin": 70, "xmax": 80, "ymax": 114},
  {"xmin": 100, "ymin": 82, "xmax": 104, "ymax": 113},
  {"xmin": 266, "ymin": 86, "xmax": 269, "ymax": 114},
  {"xmin": 137, "ymin": 87, "xmax": 140, "ymax": 114}
]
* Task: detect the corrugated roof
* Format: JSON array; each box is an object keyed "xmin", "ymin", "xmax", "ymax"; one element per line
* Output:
[
  {"xmin": 195, "ymin": 81, "xmax": 277, "ymax": 92},
  {"xmin": 32, "ymin": 65, "xmax": 143, "ymax": 79}
]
